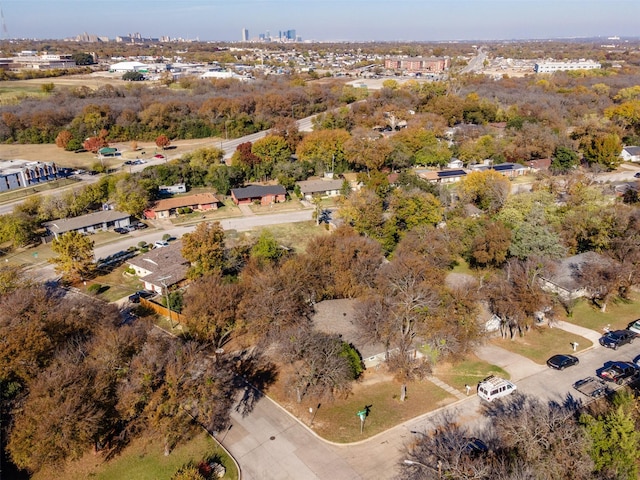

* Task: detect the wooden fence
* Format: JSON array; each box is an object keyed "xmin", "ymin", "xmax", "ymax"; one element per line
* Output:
[{"xmin": 140, "ymin": 297, "xmax": 186, "ymax": 324}]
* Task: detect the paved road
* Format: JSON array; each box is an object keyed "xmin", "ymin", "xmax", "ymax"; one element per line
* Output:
[{"xmin": 220, "ymin": 319, "xmax": 640, "ymax": 480}]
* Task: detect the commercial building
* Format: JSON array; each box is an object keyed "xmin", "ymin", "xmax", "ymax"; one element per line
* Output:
[
  {"xmin": 534, "ymin": 60, "xmax": 601, "ymax": 73},
  {"xmin": 0, "ymin": 160, "xmax": 59, "ymax": 192}
]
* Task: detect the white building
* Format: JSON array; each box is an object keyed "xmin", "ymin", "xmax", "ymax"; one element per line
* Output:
[
  {"xmin": 109, "ymin": 61, "xmax": 149, "ymax": 73},
  {"xmin": 534, "ymin": 60, "xmax": 601, "ymax": 73}
]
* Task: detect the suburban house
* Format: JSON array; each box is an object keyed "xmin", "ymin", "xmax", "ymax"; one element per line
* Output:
[
  {"xmin": 492, "ymin": 162, "xmax": 528, "ymax": 177},
  {"xmin": 126, "ymin": 241, "xmax": 189, "ymax": 294},
  {"xmin": 539, "ymin": 251, "xmax": 616, "ymax": 301},
  {"xmin": 231, "ymin": 185, "xmax": 287, "ymax": 205},
  {"xmin": 296, "ymin": 178, "xmax": 345, "ymax": 200},
  {"xmin": 446, "ymin": 158, "xmax": 464, "ymax": 169},
  {"xmin": 143, "ymin": 193, "xmax": 221, "ymax": 219},
  {"xmin": 417, "ymin": 168, "xmax": 467, "ymax": 184},
  {"xmin": 620, "ymin": 146, "xmax": 640, "ymax": 163},
  {"xmin": 0, "ymin": 160, "xmax": 59, "ymax": 192},
  {"xmin": 44, "ymin": 210, "xmax": 131, "ymax": 240}
]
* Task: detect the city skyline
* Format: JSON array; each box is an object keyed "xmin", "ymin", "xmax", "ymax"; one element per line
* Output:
[{"xmin": 1, "ymin": 0, "xmax": 638, "ymax": 42}]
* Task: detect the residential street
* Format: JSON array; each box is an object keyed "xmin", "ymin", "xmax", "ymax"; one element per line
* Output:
[{"xmin": 220, "ymin": 320, "xmax": 640, "ymax": 480}]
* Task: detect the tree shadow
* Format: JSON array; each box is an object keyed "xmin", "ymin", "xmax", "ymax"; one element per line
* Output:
[{"xmin": 231, "ymin": 350, "xmax": 279, "ymax": 417}]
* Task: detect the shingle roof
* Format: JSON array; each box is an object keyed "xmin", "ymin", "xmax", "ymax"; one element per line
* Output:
[
  {"xmin": 44, "ymin": 210, "xmax": 130, "ymax": 235},
  {"xmin": 149, "ymin": 193, "xmax": 219, "ymax": 212},
  {"xmin": 127, "ymin": 241, "xmax": 188, "ymax": 287},
  {"xmin": 623, "ymin": 146, "xmax": 640, "ymax": 156},
  {"xmin": 544, "ymin": 252, "xmax": 615, "ymax": 293},
  {"xmin": 232, "ymin": 185, "xmax": 286, "ymax": 200},
  {"xmin": 297, "ymin": 179, "xmax": 344, "ymax": 195}
]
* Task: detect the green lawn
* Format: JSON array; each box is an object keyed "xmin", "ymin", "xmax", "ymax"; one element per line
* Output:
[
  {"xmin": 434, "ymin": 355, "xmax": 511, "ymax": 391},
  {"xmin": 561, "ymin": 292, "xmax": 640, "ymax": 332},
  {"xmin": 291, "ymin": 378, "xmax": 454, "ymax": 443},
  {"xmin": 33, "ymin": 432, "xmax": 238, "ymax": 480},
  {"xmin": 491, "ymin": 326, "xmax": 592, "ymax": 364}
]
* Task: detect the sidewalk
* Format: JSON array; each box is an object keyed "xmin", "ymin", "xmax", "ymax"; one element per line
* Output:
[{"xmin": 552, "ymin": 320, "xmax": 602, "ymax": 345}]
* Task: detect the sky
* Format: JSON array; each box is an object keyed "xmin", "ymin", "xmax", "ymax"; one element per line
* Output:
[{"xmin": 2, "ymin": 0, "xmax": 638, "ymax": 42}]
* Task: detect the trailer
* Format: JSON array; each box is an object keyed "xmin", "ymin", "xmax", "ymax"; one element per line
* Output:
[{"xmin": 573, "ymin": 376, "xmax": 610, "ymax": 398}]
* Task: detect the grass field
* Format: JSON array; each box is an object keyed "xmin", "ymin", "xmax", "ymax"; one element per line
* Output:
[
  {"xmin": 491, "ymin": 325, "xmax": 592, "ymax": 364},
  {"xmin": 32, "ymin": 432, "xmax": 238, "ymax": 480},
  {"xmin": 560, "ymin": 292, "xmax": 640, "ymax": 332},
  {"xmin": 434, "ymin": 355, "xmax": 511, "ymax": 391},
  {"xmin": 271, "ymin": 374, "xmax": 454, "ymax": 443}
]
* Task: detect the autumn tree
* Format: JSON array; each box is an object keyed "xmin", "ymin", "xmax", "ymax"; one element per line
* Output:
[
  {"xmin": 354, "ymin": 252, "xmax": 442, "ymax": 400},
  {"xmin": 238, "ymin": 259, "xmax": 314, "ymax": 341},
  {"xmin": 113, "ymin": 175, "xmax": 150, "ymax": 216},
  {"xmin": 336, "ymin": 188, "xmax": 385, "ymax": 240},
  {"xmin": 470, "ymin": 220, "xmax": 512, "ymax": 268},
  {"xmin": 155, "ymin": 134, "xmax": 171, "ymax": 150},
  {"xmin": 55, "ymin": 129, "xmax": 72, "ymax": 149},
  {"xmin": 182, "ymin": 273, "xmax": 241, "ymax": 347},
  {"xmin": 82, "ymin": 135, "xmax": 108, "ymax": 154},
  {"xmin": 456, "ymin": 170, "xmax": 511, "ymax": 213},
  {"xmin": 485, "ymin": 258, "xmax": 553, "ymax": 338},
  {"xmin": 279, "ymin": 327, "xmax": 356, "ymax": 403},
  {"xmin": 300, "ymin": 225, "xmax": 384, "ymax": 300},
  {"xmin": 384, "ymin": 188, "xmax": 443, "ymax": 249},
  {"xmin": 343, "ymin": 128, "xmax": 392, "ymax": 173},
  {"xmin": 181, "ymin": 221, "xmax": 226, "ymax": 279},
  {"xmin": 50, "ymin": 231, "xmax": 96, "ymax": 282},
  {"xmin": 581, "ymin": 132, "xmax": 623, "ymax": 170},
  {"xmin": 295, "ymin": 129, "xmax": 351, "ymax": 173}
]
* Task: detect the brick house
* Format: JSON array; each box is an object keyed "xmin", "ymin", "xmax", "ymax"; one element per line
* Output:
[
  {"xmin": 231, "ymin": 185, "xmax": 286, "ymax": 205},
  {"xmin": 144, "ymin": 193, "xmax": 221, "ymax": 219}
]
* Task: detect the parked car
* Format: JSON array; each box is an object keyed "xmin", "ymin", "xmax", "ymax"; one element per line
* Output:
[
  {"xmin": 154, "ymin": 154, "xmax": 165, "ymax": 160},
  {"xmin": 546, "ymin": 354, "xmax": 579, "ymax": 370},
  {"xmin": 598, "ymin": 361, "xmax": 640, "ymax": 385},
  {"xmin": 627, "ymin": 319, "xmax": 640, "ymax": 335},
  {"xmin": 599, "ymin": 329, "xmax": 636, "ymax": 350},
  {"xmin": 123, "ymin": 160, "xmax": 133, "ymax": 165},
  {"xmin": 113, "ymin": 227, "xmax": 129, "ymax": 234},
  {"xmin": 133, "ymin": 221, "xmax": 148, "ymax": 230},
  {"xmin": 128, "ymin": 290, "xmax": 153, "ymax": 304},
  {"xmin": 634, "ymin": 172, "xmax": 640, "ymax": 178},
  {"xmin": 154, "ymin": 240, "xmax": 169, "ymax": 248}
]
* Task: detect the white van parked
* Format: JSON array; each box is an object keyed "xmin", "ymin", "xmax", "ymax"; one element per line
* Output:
[{"xmin": 477, "ymin": 375, "xmax": 517, "ymax": 402}]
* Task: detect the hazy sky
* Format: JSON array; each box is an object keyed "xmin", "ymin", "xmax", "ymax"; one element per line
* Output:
[{"xmin": 2, "ymin": 0, "xmax": 638, "ymax": 42}]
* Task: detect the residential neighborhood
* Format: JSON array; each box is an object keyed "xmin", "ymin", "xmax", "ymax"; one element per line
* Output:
[{"xmin": 1, "ymin": 25, "xmax": 640, "ymax": 480}]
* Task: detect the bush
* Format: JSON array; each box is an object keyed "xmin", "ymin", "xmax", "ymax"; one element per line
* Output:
[
  {"xmin": 87, "ymin": 283, "xmax": 102, "ymax": 295},
  {"xmin": 162, "ymin": 233, "xmax": 171, "ymax": 241},
  {"xmin": 137, "ymin": 241, "xmax": 147, "ymax": 248}
]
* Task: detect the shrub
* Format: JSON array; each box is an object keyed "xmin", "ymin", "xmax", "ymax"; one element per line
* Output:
[{"xmin": 87, "ymin": 283, "xmax": 102, "ymax": 295}]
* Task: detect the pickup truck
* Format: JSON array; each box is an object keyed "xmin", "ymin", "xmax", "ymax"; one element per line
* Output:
[{"xmin": 598, "ymin": 361, "xmax": 640, "ymax": 385}]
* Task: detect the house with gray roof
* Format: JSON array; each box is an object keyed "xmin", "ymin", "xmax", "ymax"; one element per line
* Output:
[
  {"xmin": 539, "ymin": 251, "xmax": 616, "ymax": 301},
  {"xmin": 621, "ymin": 146, "xmax": 640, "ymax": 163},
  {"xmin": 126, "ymin": 240, "xmax": 189, "ymax": 294},
  {"xmin": 296, "ymin": 178, "xmax": 345, "ymax": 200},
  {"xmin": 231, "ymin": 185, "xmax": 286, "ymax": 205},
  {"xmin": 44, "ymin": 210, "xmax": 131, "ymax": 239}
]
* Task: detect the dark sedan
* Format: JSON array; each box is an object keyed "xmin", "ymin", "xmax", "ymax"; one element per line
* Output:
[
  {"xmin": 546, "ymin": 354, "xmax": 579, "ymax": 370},
  {"xmin": 599, "ymin": 330, "xmax": 636, "ymax": 350}
]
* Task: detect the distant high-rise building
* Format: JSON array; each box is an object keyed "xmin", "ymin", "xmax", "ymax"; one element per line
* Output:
[{"xmin": 241, "ymin": 28, "xmax": 249, "ymax": 42}]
